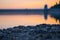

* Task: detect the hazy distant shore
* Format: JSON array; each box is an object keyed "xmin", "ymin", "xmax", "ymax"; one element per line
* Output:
[
  {"xmin": 0, "ymin": 9, "xmax": 44, "ymax": 15},
  {"xmin": 0, "ymin": 24, "xmax": 60, "ymax": 40}
]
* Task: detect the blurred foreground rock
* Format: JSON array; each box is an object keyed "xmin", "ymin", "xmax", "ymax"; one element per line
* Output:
[{"xmin": 0, "ymin": 24, "xmax": 60, "ymax": 40}]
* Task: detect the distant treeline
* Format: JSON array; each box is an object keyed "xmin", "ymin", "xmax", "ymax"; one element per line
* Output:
[
  {"xmin": 50, "ymin": 2, "xmax": 60, "ymax": 9},
  {"xmin": 0, "ymin": 9, "xmax": 44, "ymax": 15}
]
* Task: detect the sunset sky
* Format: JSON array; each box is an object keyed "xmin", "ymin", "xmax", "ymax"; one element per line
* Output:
[{"xmin": 0, "ymin": 0, "xmax": 59, "ymax": 9}]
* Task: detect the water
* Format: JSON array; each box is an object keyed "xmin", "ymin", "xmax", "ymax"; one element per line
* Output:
[{"xmin": 0, "ymin": 14, "xmax": 60, "ymax": 29}]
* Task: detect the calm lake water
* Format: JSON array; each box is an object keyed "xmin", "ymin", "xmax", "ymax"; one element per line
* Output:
[{"xmin": 0, "ymin": 14, "xmax": 60, "ymax": 29}]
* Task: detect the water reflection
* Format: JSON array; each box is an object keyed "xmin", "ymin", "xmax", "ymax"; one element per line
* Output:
[
  {"xmin": 0, "ymin": 15, "xmax": 59, "ymax": 29},
  {"xmin": 44, "ymin": 4, "xmax": 48, "ymax": 20},
  {"xmin": 44, "ymin": 5, "xmax": 60, "ymax": 23},
  {"xmin": 49, "ymin": 9, "xmax": 60, "ymax": 23}
]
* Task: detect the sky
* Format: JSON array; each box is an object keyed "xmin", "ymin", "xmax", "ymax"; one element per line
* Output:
[{"xmin": 0, "ymin": 0, "xmax": 59, "ymax": 9}]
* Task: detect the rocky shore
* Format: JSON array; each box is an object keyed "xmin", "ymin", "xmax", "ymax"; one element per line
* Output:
[{"xmin": 0, "ymin": 24, "xmax": 60, "ymax": 40}]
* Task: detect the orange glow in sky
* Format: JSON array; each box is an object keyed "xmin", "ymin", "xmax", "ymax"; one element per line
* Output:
[{"xmin": 0, "ymin": 0, "xmax": 59, "ymax": 9}]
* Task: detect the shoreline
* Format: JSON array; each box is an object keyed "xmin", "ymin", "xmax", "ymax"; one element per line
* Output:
[{"xmin": 0, "ymin": 24, "xmax": 60, "ymax": 40}]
